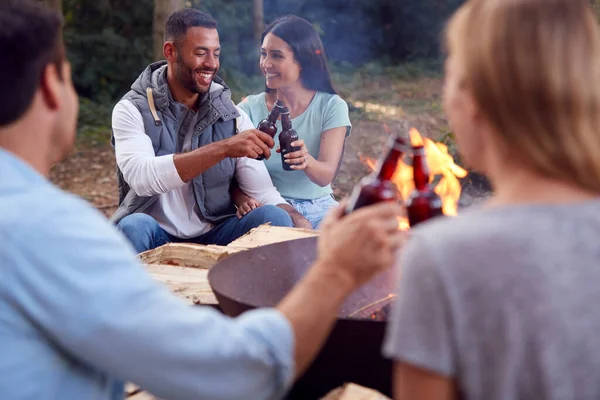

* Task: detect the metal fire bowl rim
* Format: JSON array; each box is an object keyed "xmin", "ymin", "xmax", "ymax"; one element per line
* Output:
[
  {"xmin": 215, "ymin": 290, "xmax": 393, "ymax": 324},
  {"xmin": 208, "ymin": 236, "xmax": 395, "ymax": 323}
]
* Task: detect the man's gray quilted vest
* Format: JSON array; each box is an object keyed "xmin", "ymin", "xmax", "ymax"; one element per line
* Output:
[{"xmin": 110, "ymin": 61, "xmax": 241, "ymax": 227}]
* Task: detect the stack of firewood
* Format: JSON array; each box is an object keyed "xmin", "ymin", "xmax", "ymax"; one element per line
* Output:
[{"xmin": 126, "ymin": 382, "xmax": 390, "ymax": 399}]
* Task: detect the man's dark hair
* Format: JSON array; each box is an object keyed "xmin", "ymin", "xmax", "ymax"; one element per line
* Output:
[
  {"xmin": 164, "ymin": 8, "xmax": 218, "ymax": 47},
  {"xmin": 0, "ymin": 0, "xmax": 64, "ymax": 126}
]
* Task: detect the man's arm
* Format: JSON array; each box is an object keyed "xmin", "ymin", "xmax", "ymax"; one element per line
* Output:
[
  {"xmin": 6, "ymin": 196, "xmax": 295, "ymax": 400},
  {"xmin": 8, "ymin": 191, "xmax": 403, "ymax": 399},
  {"xmin": 173, "ymin": 130, "xmax": 275, "ymax": 183},
  {"xmin": 112, "ymin": 100, "xmax": 275, "ymax": 195},
  {"xmin": 112, "ymin": 100, "xmax": 185, "ymax": 197}
]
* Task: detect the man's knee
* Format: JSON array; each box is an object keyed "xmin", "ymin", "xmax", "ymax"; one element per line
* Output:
[
  {"xmin": 245, "ymin": 205, "xmax": 293, "ymax": 227},
  {"xmin": 116, "ymin": 213, "xmax": 168, "ymax": 253},
  {"xmin": 117, "ymin": 213, "xmax": 160, "ymax": 237}
]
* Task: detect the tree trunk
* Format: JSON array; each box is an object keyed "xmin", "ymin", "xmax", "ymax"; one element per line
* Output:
[
  {"xmin": 253, "ymin": 0, "xmax": 264, "ymax": 47},
  {"xmin": 253, "ymin": 0, "xmax": 265, "ymax": 73},
  {"xmin": 153, "ymin": 0, "xmax": 185, "ymax": 61}
]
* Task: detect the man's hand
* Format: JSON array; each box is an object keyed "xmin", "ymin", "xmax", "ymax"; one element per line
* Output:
[
  {"xmin": 316, "ymin": 200, "xmax": 405, "ymax": 290},
  {"xmin": 225, "ymin": 129, "xmax": 275, "ymax": 159},
  {"xmin": 277, "ymin": 203, "xmax": 312, "ymax": 230}
]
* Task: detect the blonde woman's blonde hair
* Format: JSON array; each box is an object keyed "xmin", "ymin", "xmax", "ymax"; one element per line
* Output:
[{"xmin": 446, "ymin": 0, "xmax": 600, "ymax": 192}]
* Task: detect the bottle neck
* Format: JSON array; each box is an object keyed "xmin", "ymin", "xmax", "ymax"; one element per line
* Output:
[
  {"xmin": 412, "ymin": 146, "xmax": 429, "ymax": 190},
  {"xmin": 268, "ymin": 107, "xmax": 281, "ymax": 124},
  {"xmin": 281, "ymin": 112, "xmax": 291, "ymax": 130},
  {"xmin": 376, "ymin": 139, "xmax": 404, "ymax": 181}
]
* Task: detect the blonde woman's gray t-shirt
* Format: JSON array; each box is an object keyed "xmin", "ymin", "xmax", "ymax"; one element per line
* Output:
[{"xmin": 383, "ymin": 200, "xmax": 600, "ymax": 400}]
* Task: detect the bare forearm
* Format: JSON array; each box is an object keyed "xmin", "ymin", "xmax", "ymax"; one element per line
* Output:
[
  {"xmin": 173, "ymin": 141, "xmax": 228, "ymax": 182},
  {"xmin": 277, "ymin": 203, "xmax": 311, "ymax": 229},
  {"xmin": 277, "ymin": 263, "xmax": 353, "ymax": 378},
  {"xmin": 305, "ymin": 157, "xmax": 337, "ymax": 187}
]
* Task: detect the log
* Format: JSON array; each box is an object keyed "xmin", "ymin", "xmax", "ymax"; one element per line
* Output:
[
  {"xmin": 145, "ymin": 264, "xmax": 217, "ymax": 305},
  {"xmin": 140, "ymin": 224, "xmax": 319, "ymax": 305},
  {"xmin": 126, "ymin": 383, "xmax": 388, "ymax": 399},
  {"xmin": 226, "ymin": 223, "xmax": 319, "ymax": 250},
  {"xmin": 139, "ymin": 243, "xmax": 240, "ymax": 270},
  {"xmin": 321, "ymin": 383, "xmax": 391, "ymax": 400}
]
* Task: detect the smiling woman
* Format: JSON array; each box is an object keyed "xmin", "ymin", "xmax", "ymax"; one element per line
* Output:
[{"xmin": 236, "ymin": 15, "xmax": 352, "ymax": 229}]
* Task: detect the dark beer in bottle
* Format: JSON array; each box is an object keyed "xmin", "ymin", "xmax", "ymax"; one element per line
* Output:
[
  {"xmin": 405, "ymin": 145, "xmax": 443, "ymax": 226},
  {"xmin": 256, "ymin": 99, "xmax": 284, "ymax": 161},
  {"xmin": 279, "ymin": 107, "xmax": 301, "ymax": 171},
  {"xmin": 345, "ymin": 134, "xmax": 407, "ymax": 214}
]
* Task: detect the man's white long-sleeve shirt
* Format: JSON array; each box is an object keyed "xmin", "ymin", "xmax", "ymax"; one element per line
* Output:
[{"xmin": 112, "ymin": 99, "xmax": 287, "ymax": 238}]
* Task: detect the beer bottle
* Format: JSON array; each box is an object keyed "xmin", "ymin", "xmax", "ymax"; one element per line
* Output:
[
  {"xmin": 405, "ymin": 145, "xmax": 443, "ymax": 226},
  {"xmin": 345, "ymin": 134, "xmax": 407, "ymax": 214},
  {"xmin": 279, "ymin": 107, "xmax": 301, "ymax": 171},
  {"xmin": 255, "ymin": 99, "xmax": 284, "ymax": 161}
]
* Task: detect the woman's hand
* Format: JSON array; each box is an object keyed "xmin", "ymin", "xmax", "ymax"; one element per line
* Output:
[
  {"xmin": 282, "ymin": 140, "xmax": 310, "ymax": 170},
  {"xmin": 235, "ymin": 196, "xmax": 262, "ymax": 219}
]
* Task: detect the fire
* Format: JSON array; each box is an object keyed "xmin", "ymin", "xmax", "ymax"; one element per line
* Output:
[
  {"xmin": 363, "ymin": 128, "xmax": 467, "ymax": 228},
  {"xmin": 409, "ymin": 127, "xmax": 423, "ymax": 147}
]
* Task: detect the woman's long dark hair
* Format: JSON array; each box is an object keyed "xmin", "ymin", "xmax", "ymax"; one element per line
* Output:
[{"xmin": 262, "ymin": 15, "xmax": 337, "ymax": 94}]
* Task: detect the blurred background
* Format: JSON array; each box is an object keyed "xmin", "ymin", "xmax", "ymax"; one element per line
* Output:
[{"xmin": 38, "ymin": 0, "xmax": 600, "ymax": 216}]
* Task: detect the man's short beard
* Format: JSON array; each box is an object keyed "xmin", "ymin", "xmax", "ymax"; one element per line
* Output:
[{"xmin": 175, "ymin": 52, "xmax": 213, "ymax": 94}]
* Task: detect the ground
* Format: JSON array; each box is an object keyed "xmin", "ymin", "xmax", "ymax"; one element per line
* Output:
[{"xmin": 49, "ymin": 70, "xmax": 491, "ymax": 219}]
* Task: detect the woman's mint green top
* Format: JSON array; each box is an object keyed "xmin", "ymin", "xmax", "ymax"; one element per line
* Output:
[{"xmin": 238, "ymin": 91, "xmax": 351, "ymax": 200}]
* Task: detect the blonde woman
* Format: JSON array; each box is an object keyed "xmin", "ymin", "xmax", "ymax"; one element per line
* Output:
[{"xmin": 383, "ymin": 0, "xmax": 600, "ymax": 399}]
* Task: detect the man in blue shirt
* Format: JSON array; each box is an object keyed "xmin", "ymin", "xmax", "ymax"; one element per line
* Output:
[{"xmin": 0, "ymin": 1, "xmax": 404, "ymax": 399}]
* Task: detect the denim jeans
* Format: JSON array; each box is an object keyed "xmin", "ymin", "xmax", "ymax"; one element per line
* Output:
[
  {"xmin": 284, "ymin": 194, "xmax": 339, "ymax": 229},
  {"xmin": 117, "ymin": 205, "xmax": 293, "ymax": 253}
]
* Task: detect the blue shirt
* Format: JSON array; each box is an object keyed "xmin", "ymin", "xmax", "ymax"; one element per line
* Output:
[
  {"xmin": 0, "ymin": 148, "xmax": 294, "ymax": 400},
  {"xmin": 238, "ymin": 92, "xmax": 351, "ymax": 200}
]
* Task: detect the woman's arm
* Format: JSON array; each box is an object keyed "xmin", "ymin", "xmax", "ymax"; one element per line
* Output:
[
  {"xmin": 394, "ymin": 363, "xmax": 457, "ymax": 400},
  {"xmin": 283, "ymin": 126, "xmax": 346, "ymax": 186}
]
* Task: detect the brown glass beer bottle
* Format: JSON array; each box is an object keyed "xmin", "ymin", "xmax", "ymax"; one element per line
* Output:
[
  {"xmin": 278, "ymin": 107, "xmax": 301, "ymax": 171},
  {"xmin": 345, "ymin": 134, "xmax": 407, "ymax": 214},
  {"xmin": 255, "ymin": 99, "xmax": 284, "ymax": 160},
  {"xmin": 405, "ymin": 145, "xmax": 443, "ymax": 226}
]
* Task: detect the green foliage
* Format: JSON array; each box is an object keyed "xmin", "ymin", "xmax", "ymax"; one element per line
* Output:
[
  {"xmin": 77, "ymin": 98, "xmax": 113, "ymax": 144},
  {"xmin": 61, "ymin": 0, "xmax": 459, "ymax": 104},
  {"xmin": 60, "ymin": 0, "xmax": 462, "ymax": 137},
  {"xmin": 63, "ymin": 0, "xmax": 153, "ymax": 101},
  {"xmin": 191, "ymin": 0, "xmax": 257, "ymax": 76},
  {"xmin": 592, "ymin": 0, "xmax": 600, "ymax": 20}
]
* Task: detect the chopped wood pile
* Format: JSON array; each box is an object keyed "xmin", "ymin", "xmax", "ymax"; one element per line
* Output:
[
  {"xmin": 321, "ymin": 383, "xmax": 392, "ymax": 400},
  {"xmin": 126, "ymin": 382, "xmax": 390, "ymax": 399},
  {"xmin": 139, "ymin": 224, "xmax": 319, "ymax": 306}
]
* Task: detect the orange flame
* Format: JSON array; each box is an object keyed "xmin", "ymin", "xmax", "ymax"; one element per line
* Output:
[
  {"xmin": 363, "ymin": 128, "xmax": 467, "ymax": 228},
  {"xmin": 409, "ymin": 127, "xmax": 424, "ymax": 147}
]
